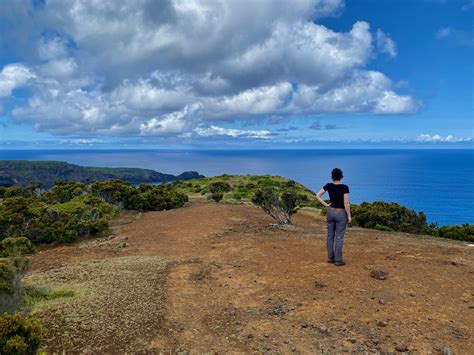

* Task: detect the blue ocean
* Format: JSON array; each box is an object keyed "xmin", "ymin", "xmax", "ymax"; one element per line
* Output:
[{"xmin": 1, "ymin": 149, "xmax": 473, "ymax": 226}]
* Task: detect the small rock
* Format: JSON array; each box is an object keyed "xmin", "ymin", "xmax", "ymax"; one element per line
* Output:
[
  {"xmin": 300, "ymin": 321, "xmax": 309, "ymax": 328},
  {"xmin": 315, "ymin": 281, "xmax": 326, "ymax": 289},
  {"xmin": 468, "ymin": 304, "xmax": 474, "ymax": 309},
  {"xmin": 442, "ymin": 347, "xmax": 453, "ymax": 355},
  {"xmin": 247, "ymin": 333, "xmax": 254, "ymax": 339},
  {"xmin": 291, "ymin": 347, "xmax": 297, "ymax": 352},
  {"xmin": 348, "ymin": 337, "xmax": 357, "ymax": 344},
  {"xmin": 409, "ymin": 292, "xmax": 416, "ymax": 297},
  {"xmin": 395, "ymin": 344, "xmax": 408, "ymax": 352},
  {"xmin": 376, "ymin": 320, "xmax": 388, "ymax": 327},
  {"xmin": 451, "ymin": 261, "xmax": 457, "ymax": 266},
  {"xmin": 379, "ymin": 299, "xmax": 385, "ymax": 305},
  {"xmin": 319, "ymin": 325, "xmax": 328, "ymax": 333},
  {"xmin": 370, "ymin": 270, "xmax": 389, "ymax": 280}
]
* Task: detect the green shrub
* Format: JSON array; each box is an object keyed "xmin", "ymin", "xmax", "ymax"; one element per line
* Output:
[
  {"xmin": 352, "ymin": 201, "xmax": 427, "ymax": 234},
  {"xmin": 435, "ymin": 224, "xmax": 474, "ymax": 242},
  {"xmin": 233, "ymin": 193, "xmax": 242, "ymax": 200},
  {"xmin": 0, "ymin": 255, "xmax": 30, "ymax": 314},
  {"xmin": 1, "ymin": 238, "xmax": 36, "ymax": 257},
  {"xmin": 208, "ymin": 192, "xmax": 223, "ymax": 202},
  {"xmin": 252, "ymin": 188, "xmax": 297, "ymax": 225},
  {"xmin": 42, "ymin": 181, "xmax": 88, "ymax": 204},
  {"xmin": 90, "ymin": 180, "xmax": 137, "ymax": 208},
  {"xmin": 374, "ymin": 224, "xmax": 395, "ymax": 232},
  {"xmin": 209, "ymin": 181, "xmax": 231, "ymax": 193},
  {"xmin": 0, "ymin": 312, "xmax": 43, "ymax": 355}
]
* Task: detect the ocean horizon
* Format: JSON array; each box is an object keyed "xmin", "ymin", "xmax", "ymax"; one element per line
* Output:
[{"xmin": 1, "ymin": 148, "xmax": 473, "ymax": 227}]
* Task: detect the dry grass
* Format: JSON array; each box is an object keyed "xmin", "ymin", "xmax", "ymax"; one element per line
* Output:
[{"xmin": 24, "ymin": 256, "xmax": 169, "ymax": 353}]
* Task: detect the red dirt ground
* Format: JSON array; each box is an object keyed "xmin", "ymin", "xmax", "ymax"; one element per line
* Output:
[{"xmin": 26, "ymin": 201, "xmax": 474, "ymax": 353}]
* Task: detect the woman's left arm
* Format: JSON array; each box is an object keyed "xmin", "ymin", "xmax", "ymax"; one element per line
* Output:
[
  {"xmin": 316, "ymin": 189, "xmax": 331, "ymax": 207},
  {"xmin": 344, "ymin": 193, "xmax": 352, "ymax": 224}
]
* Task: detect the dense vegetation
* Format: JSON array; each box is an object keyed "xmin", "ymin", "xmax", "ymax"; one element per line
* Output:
[
  {"xmin": 321, "ymin": 201, "xmax": 473, "ymax": 242},
  {"xmin": 0, "ymin": 180, "xmax": 188, "ymax": 245},
  {"xmin": 168, "ymin": 174, "xmax": 315, "ymax": 203},
  {"xmin": 0, "ymin": 160, "xmax": 204, "ymax": 188}
]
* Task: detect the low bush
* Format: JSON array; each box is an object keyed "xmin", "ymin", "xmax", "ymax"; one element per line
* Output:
[
  {"xmin": 209, "ymin": 181, "xmax": 231, "ymax": 193},
  {"xmin": 1, "ymin": 238, "xmax": 36, "ymax": 257},
  {"xmin": 0, "ymin": 312, "xmax": 43, "ymax": 355},
  {"xmin": 352, "ymin": 201, "xmax": 427, "ymax": 234},
  {"xmin": 374, "ymin": 224, "xmax": 395, "ymax": 232},
  {"xmin": 434, "ymin": 224, "xmax": 474, "ymax": 242},
  {"xmin": 208, "ymin": 192, "xmax": 224, "ymax": 202},
  {"xmin": 252, "ymin": 188, "xmax": 298, "ymax": 225}
]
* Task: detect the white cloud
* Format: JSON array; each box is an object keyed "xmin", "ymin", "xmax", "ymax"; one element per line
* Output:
[
  {"xmin": 0, "ymin": 64, "xmax": 36, "ymax": 97},
  {"xmin": 139, "ymin": 104, "xmax": 201, "ymax": 136},
  {"xmin": 66, "ymin": 138, "xmax": 104, "ymax": 145},
  {"xmin": 194, "ymin": 126, "xmax": 272, "ymax": 139},
  {"xmin": 37, "ymin": 36, "xmax": 69, "ymax": 60},
  {"xmin": 376, "ymin": 29, "xmax": 397, "ymax": 58},
  {"xmin": 288, "ymin": 71, "xmax": 418, "ymax": 114},
  {"xmin": 416, "ymin": 134, "xmax": 472, "ymax": 143},
  {"xmin": 2, "ymin": 0, "xmax": 418, "ymax": 138}
]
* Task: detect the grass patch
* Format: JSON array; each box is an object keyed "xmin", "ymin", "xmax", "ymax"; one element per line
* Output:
[{"xmin": 23, "ymin": 285, "xmax": 76, "ymax": 306}]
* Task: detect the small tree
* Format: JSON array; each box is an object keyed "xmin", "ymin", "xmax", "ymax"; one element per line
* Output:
[
  {"xmin": 0, "ymin": 237, "xmax": 34, "ymax": 314},
  {"xmin": 252, "ymin": 188, "xmax": 298, "ymax": 225}
]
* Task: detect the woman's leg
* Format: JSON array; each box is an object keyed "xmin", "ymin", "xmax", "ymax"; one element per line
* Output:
[
  {"xmin": 326, "ymin": 211, "xmax": 336, "ymax": 261},
  {"xmin": 334, "ymin": 211, "xmax": 347, "ymax": 263}
]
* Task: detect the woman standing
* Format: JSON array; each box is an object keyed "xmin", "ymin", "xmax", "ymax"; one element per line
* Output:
[{"xmin": 316, "ymin": 168, "xmax": 352, "ymax": 266}]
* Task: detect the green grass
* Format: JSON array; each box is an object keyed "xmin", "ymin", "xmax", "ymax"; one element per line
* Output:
[{"xmin": 23, "ymin": 285, "xmax": 76, "ymax": 307}]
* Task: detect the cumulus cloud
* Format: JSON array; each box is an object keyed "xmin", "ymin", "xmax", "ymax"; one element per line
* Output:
[
  {"xmin": 194, "ymin": 126, "xmax": 272, "ymax": 139},
  {"xmin": 1, "ymin": 0, "xmax": 417, "ymax": 138},
  {"xmin": 376, "ymin": 29, "xmax": 397, "ymax": 58},
  {"xmin": 0, "ymin": 64, "xmax": 36, "ymax": 97},
  {"xmin": 416, "ymin": 134, "xmax": 472, "ymax": 143}
]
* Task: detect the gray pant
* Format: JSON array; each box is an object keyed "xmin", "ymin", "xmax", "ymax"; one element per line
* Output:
[{"xmin": 326, "ymin": 208, "xmax": 347, "ymax": 262}]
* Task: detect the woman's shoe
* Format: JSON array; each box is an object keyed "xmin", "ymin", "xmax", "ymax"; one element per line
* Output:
[
  {"xmin": 334, "ymin": 261, "xmax": 346, "ymax": 266},
  {"xmin": 327, "ymin": 259, "xmax": 335, "ymax": 263}
]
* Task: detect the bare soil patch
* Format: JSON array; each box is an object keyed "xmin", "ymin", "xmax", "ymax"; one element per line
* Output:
[{"xmin": 26, "ymin": 201, "xmax": 474, "ymax": 353}]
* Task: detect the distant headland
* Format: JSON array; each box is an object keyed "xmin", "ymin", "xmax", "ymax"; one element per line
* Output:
[{"xmin": 0, "ymin": 160, "xmax": 204, "ymax": 188}]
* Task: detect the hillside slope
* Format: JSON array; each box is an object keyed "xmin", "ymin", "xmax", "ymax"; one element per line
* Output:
[
  {"xmin": 25, "ymin": 201, "xmax": 474, "ymax": 353},
  {"xmin": 0, "ymin": 160, "xmax": 204, "ymax": 187}
]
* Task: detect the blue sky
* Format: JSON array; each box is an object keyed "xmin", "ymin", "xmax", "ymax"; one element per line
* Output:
[{"xmin": 0, "ymin": 0, "xmax": 472, "ymax": 149}]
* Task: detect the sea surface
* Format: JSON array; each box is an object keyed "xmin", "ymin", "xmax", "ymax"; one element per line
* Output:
[{"xmin": 1, "ymin": 149, "xmax": 473, "ymax": 226}]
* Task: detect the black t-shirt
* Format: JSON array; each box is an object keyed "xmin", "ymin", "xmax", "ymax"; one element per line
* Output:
[{"xmin": 323, "ymin": 183, "xmax": 350, "ymax": 209}]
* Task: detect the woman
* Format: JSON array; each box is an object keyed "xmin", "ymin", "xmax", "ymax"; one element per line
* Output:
[{"xmin": 316, "ymin": 168, "xmax": 352, "ymax": 266}]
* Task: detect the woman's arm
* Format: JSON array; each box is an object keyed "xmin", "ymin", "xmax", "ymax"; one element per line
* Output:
[
  {"xmin": 344, "ymin": 193, "xmax": 352, "ymax": 224},
  {"xmin": 316, "ymin": 188, "xmax": 331, "ymax": 207}
]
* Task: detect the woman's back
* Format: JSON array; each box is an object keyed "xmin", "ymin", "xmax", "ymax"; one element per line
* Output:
[{"xmin": 323, "ymin": 183, "xmax": 349, "ymax": 209}]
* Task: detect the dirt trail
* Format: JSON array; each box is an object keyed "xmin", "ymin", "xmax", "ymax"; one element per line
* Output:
[{"xmin": 26, "ymin": 201, "xmax": 474, "ymax": 353}]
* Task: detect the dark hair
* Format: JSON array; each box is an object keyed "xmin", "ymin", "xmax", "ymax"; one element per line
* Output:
[{"xmin": 331, "ymin": 168, "xmax": 343, "ymax": 181}]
